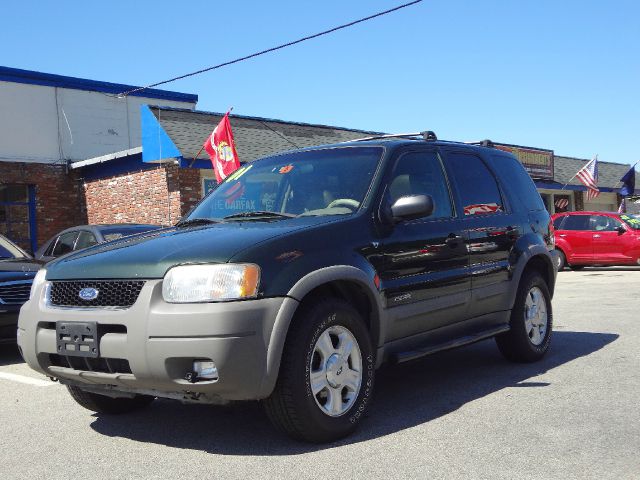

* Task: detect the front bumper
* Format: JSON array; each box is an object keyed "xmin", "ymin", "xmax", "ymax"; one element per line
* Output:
[{"xmin": 18, "ymin": 279, "xmax": 298, "ymax": 401}]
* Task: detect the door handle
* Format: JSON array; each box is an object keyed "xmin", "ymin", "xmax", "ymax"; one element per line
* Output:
[
  {"xmin": 446, "ymin": 233, "xmax": 463, "ymax": 245},
  {"xmin": 593, "ymin": 234, "xmax": 601, "ymax": 238}
]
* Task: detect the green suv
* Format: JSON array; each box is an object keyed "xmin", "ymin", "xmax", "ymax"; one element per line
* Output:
[{"xmin": 18, "ymin": 133, "xmax": 557, "ymax": 442}]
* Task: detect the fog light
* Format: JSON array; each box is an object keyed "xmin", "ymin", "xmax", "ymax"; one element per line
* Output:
[{"xmin": 193, "ymin": 360, "xmax": 219, "ymax": 381}]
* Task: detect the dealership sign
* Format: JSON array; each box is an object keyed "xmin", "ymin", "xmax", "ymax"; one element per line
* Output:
[{"xmin": 494, "ymin": 143, "xmax": 554, "ymax": 180}]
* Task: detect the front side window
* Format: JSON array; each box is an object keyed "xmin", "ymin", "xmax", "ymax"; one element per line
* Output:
[
  {"xmin": 446, "ymin": 152, "xmax": 503, "ymax": 216},
  {"xmin": 51, "ymin": 231, "xmax": 79, "ymax": 257},
  {"xmin": 388, "ymin": 150, "xmax": 453, "ymax": 219},
  {"xmin": 561, "ymin": 215, "xmax": 591, "ymax": 231},
  {"xmin": 188, "ymin": 147, "xmax": 382, "ymax": 220},
  {"xmin": 590, "ymin": 215, "xmax": 622, "ymax": 232},
  {"xmin": 74, "ymin": 231, "xmax": 98, "ymax": 250}
]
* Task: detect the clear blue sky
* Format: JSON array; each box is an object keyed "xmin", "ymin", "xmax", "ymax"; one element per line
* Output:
[{"xmin": 2, "ymin": 0, "xmax": 638, "ymax": 165}]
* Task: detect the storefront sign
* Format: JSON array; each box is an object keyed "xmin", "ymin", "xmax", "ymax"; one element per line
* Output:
[{"xmin": 494, "ymin": 143, "xmax": 554, "ymax": 180}]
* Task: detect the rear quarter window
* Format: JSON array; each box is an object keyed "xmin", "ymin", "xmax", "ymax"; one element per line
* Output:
[
  {"xmin": 445, "ymin": 152, "xmax": 503, "ymax": 216},
  {"xmin": 488, "ymin": 154, "xmax": 545, "ymax": 212}
]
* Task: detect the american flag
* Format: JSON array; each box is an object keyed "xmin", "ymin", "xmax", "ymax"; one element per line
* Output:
[{"xmin": 576, "ymin": 156, "xmax": 599, "ymax": 200}]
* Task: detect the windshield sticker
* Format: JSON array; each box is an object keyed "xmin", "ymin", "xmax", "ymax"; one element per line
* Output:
[
  {"xmin": 278, "ymin": 165, "xmax": 294, "ymax": 174},
  {"xmin": 463, "ymin": 203, "xmax": 501, "ymax": 215}
]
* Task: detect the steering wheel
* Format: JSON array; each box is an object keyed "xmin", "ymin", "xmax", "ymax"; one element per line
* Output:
[{"xmin": 327, "ymin": 198, "xmax": 360, "ymax": 211}]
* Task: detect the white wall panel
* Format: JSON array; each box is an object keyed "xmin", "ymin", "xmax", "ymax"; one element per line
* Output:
[
  {"xmin": 0, "ymin": 80, "xmax": 196, "ymax": 164},
  {"xmin": 0, "ymin": 81, "xmax": 60, "ymax": 163}
]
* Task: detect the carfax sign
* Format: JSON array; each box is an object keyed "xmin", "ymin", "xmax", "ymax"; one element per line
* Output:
[{"xmin": 494, "ymin": 143, "xmax": 554, "ymax": 180}]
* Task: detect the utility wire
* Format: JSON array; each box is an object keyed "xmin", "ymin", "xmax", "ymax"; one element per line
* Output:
[{"xmin": 118, "ymin": 1, "xmax": 422, "ymax": 97}]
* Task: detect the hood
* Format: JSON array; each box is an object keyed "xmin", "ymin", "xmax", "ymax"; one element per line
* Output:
[
  {"xmin": 0, "ymin": 258, "xmax": 42, "ymax": 283},
  {"xmin": 45, "ymin": 216, "xmax": 342, "ymax": 280}
]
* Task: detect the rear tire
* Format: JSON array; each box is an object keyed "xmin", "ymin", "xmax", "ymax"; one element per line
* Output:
[
  {"xmin": 67, "ymin": 385, "xmax": 154, "ymax": 414},
  {"xmin": 264, "ymin": 297, "xmax": 375, "ymax": 443},
  {"xmin": 496, "ymin": 271, "xmax": 552, "ymax": 363},
  {"xmin": 555, "ymin": 250, "xmax": 566, "ymax": 271}
]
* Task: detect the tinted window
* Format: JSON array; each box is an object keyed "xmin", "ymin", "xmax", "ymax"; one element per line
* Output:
[
  {"xmin": 620, "ymin": 214, "xmax": 640, "ymax": 230},
  {"xmin": 51, "ymin": 231, "xmax": 79, "ymax": 256},
  {"xmin": 552, "ymin": 216, "xmax": 565, "ymax": 229},
  {"xmin": 488, "ymin": 154, "xmax": 545, "ymax": 211},
  {"xmin": 99, "ymin": 225, "xmax": 159, "ymax": 242},
  {"xmin": 561, "ymin": 215, "xmax": 590, "ymax": 231},
  {"xmin": 0, "ymin": 235, "xmax": 27, "ymax": 259},
  {"xmin": 446, "ymin": 153, "xmax": 503, "ymax": 215},
  {"xmin": 75, "ymin": 231, "xmax": 98, "ymax": 250},
  {"xmin": 590, "ymin": 215, "xmax": 622, "ymax": 232},
  {"xmin": 388, "ymin": 151, "xmax": 453, "ymax": 219}
]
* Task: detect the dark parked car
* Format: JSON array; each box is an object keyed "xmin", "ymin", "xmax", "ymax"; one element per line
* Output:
[
  {"xmin": 0, "ymin": 235, "xmax": 42, "ymax": 344},
  {"xmin": 19, "ymin": 133, "xmax": 557, "ymax": 442},
  {"xmin": 35, "ymin": 224, "xmax": 162, "ymax": 262},
  {"xmin": 552, "ymin": 211, "xmax": 640, "ymax": 270}
]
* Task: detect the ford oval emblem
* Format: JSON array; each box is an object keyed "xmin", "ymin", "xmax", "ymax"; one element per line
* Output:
[{"xmin": 79, "ymin": 287, "xmax": 99, "ymax": 301}]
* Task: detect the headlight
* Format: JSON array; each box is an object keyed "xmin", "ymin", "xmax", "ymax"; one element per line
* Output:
[
  {"xmin": 162, "ymin": 264, "xmax": 260, "ymax": 303},
  {"xmin": 29, "ymin": 269, "xmax": 47, "ymax": 300}
]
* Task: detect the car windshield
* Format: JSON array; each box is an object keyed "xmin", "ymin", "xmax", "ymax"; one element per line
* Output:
[
  {"xmin": 0, "ymin": 235, "xmax": 29, "ymax": 259},
  {"xmin": 620, "ymin": 214, "xmax": 640, "ymax": 230},
  {"xmin": 99, "ymin": 225, "xmax": 161, "ymax": 242},
  {"xmin": 187, "ymin": 146, "xmax": 383, "ymax": 221}
]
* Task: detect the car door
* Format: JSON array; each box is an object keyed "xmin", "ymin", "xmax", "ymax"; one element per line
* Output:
[
  {"xmin": 556, "ymin": 215, "xmax": 592, "ymax": 262},
  {"xmin": 441, "ymin": 149, "xmax": 521, "ymax": 316},
  {"xmin": 376, "ymin": 147, "xmax": 470, "ymax": 341},
  {"xmin": 591, "ymin": 215, "xmax": 631, "ymax": 262}
]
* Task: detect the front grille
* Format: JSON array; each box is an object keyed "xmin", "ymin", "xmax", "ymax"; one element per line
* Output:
[
  {"xmin": 49, "ymin": 280, "xmax": 145, "ymax": 308},
  {"xmin": 49, "ymin": 354, "xmax": 132, "ymax": 374},
  {"xmin": 0, "ymin": 280, "xmax": 33, "ymax": 305}
]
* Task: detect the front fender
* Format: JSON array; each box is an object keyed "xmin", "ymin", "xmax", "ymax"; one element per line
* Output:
[{"xmin": 258, "ymin": 265, "xmax": 385, "ymax": 397}]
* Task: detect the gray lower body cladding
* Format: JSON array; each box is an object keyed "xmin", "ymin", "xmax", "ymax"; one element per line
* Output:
[{"xmin": 18, "ymin": 279, "xmax": 296, "ymax": 401}]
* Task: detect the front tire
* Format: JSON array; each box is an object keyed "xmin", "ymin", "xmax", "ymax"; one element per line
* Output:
[
  {"xmin": 264, "ymin": 297, "xmax": 375, "ymax": 443},
  {"xmin": 67, "ymin": 385, "xmax": 154, "ymax": 414},
  {"xmin": 496, "ymin": 271, "xmax": 552, "ymax": 362}
]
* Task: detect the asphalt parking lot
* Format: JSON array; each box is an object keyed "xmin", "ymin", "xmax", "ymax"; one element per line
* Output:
[{"xmin": 0, "ymin": 268, "xmax": 638, "ymax": 480}]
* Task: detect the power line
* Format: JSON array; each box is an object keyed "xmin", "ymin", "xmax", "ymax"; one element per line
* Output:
[{"xmin": 118, "ymin": 1, "xmax": 423, "ymax": 97}]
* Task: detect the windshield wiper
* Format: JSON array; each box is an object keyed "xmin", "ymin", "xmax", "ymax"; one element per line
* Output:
[
  {"xmin": 223, "ymin": 211, "xmax": 297, "ymax": 220},
  {"xmin": 175, "ymin": 218, "xmax": 219, "ymax": 228}
]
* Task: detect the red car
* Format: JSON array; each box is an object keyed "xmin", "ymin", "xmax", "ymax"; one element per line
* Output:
[{"xmin": 552, "ymin": 211, "xmax": 640, "ymax": 270}]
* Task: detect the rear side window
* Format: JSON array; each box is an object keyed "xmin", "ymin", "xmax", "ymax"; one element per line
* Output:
[
  {"xmin": 561, "ymin": 215, "xmax": 590, "ymax": 231},
  {"xmin": 445, "ymin": 152, "xmax": 503, "ymax": 215},
  {"xmin": 489, "ymin": 154, "xmax": 545, "ymax": 211}
]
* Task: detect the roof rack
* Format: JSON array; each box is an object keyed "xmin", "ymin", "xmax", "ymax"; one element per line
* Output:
[
  {"xmin": 349, "ymin": 131, "xmax": 438, "ymax": 142},
  {"xmin": 464, "ymin": 139, "xmax": 494, "ymax": 148}
]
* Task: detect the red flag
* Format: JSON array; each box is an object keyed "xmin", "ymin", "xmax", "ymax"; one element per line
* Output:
[{"xmin": 203, "ymin": 112, "xmax": 240, "ymax": 183}]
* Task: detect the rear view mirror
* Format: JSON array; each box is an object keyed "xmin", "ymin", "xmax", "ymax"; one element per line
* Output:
[
  {"xmin": 617, "ymin": 225, "xmax": 626, "ymax": 235},
  {"xmin": 390, "ymin": 194, "xmax": 434, "ymax": 222}
]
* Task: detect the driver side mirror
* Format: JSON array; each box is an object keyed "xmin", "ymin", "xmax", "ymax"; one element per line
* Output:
[
  {"xmin": 390, "ymin": 194, "xmax": 434, "ymax": 222},
  {"xmin": 617, "ymin": 225, "xmax": 626, "ymax": 235}
]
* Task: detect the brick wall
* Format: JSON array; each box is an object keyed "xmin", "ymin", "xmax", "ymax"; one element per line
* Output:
[
  {"xmin": 83, "ymin": 165, "xmax": 203, "ymax": 226},
  {"xmin": 0, "ymin": 161, "xmax": 86, "ymax": 251}
]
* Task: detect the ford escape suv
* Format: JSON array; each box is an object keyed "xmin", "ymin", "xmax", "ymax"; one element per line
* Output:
[{"xmin": 18, "ymin": 132, "xmax": 557, "ymax": 442}]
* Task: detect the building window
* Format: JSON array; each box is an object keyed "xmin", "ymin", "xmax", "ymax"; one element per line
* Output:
[{"xmin": 0, "ymin": 184, "xmax": 35, "ymax": 252}]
